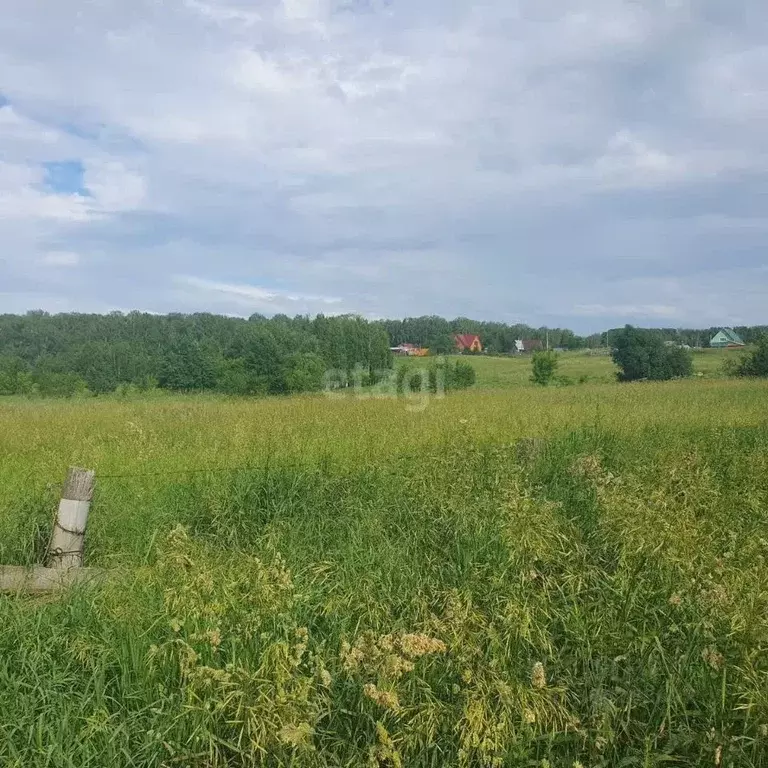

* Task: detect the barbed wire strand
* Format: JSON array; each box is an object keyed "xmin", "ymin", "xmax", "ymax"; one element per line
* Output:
[{"xmin": 99, "ymin": 465, "xmax": 266, "ymax": 480}]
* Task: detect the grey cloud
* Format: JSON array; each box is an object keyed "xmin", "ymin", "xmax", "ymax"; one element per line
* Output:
[{"xmin": 0, "ymin": 0, "xmax": 766, "ymax": 330}]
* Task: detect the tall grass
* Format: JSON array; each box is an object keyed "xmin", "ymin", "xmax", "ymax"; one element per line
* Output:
[{"xmin": 1, "ymin": 377, "xmax": 768, "ymax": 766}]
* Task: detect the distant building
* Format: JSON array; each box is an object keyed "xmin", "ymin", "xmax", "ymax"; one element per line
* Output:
[
  {"xmin": 390, "ymin": 343, "xmax": 429, "ymax": 357},
  {"xmin": 454, "ymin": 334, "xmax": 482, "ymax": 353},
  {"xmin": 515, "ymin": 339, "xmax": 544, "ymax": 354},
  {"xmin": 710, "ymin": 329, "xmax": 745, "ymax": 349}
]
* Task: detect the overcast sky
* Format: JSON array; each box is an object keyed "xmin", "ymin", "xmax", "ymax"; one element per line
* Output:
[{"xmin": 1, "ymin": 0, "xmax": 766, "ymax": 332}]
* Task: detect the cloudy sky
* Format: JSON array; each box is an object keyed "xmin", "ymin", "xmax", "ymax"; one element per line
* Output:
[{"xmin": 1, "ymin": 0, "xmax": 766, "ymax": 332}]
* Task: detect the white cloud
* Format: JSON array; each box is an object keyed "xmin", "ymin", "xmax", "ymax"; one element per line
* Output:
[
  {"xmin": 41, "ymin": 250, "xmax": 81, "ymax": 267},
  {"xmin": 83, "ymin": 159, "xmax": 146, "ymax": 212},
  {"xmin": 183, "ymin": 0, "xmax": 262, "ymax": 27},
  {"xmin": 574, "ymin": 304, "xmax": 680, "ymax": 319},
  {"xmin": 0, "ymin": 0, "xmax": 767, "ymax": 329},
  {"xmin": 0, "ymin": 161, "xmax": 91, "ymax": 222},
  {"xmin": 175, "ymin": 275, "xmax": 346, "ymax": 315}
]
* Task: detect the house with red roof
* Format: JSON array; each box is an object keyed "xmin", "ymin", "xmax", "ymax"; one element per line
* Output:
[{"xmin": 454, "ymin": 334, "xmax": 482, "ymax": 354}]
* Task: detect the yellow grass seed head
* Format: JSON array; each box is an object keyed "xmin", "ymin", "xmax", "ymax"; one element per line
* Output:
[
  {"xmin": 399, "ymin": 633, "xmax": 447, "ymax": 658},
  {"xmin": 531, "ymin": 661, "xmax": 547, "ymax": 689},
  {"xmin": 277, "ymin": 722, "xmax": 314, "ymax": 748},
  {"xmin": 363, "ymin": 683, "xmax": 400, "ymax": 711},
  {"xmin": 702, "ymin": 647, "xmax": 724, "ymax": 671},
  {"xmin": 523, "ymin": 708, "xmax": 536, "ymax": 724}
]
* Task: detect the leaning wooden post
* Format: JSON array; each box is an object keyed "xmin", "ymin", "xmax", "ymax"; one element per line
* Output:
[{"xmin": 46, "ymin": 467, "xmax": 95, "ymax": 569}]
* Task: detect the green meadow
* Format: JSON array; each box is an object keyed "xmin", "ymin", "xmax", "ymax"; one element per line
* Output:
[
  {"xmin": 396, "ymin": 348, "xmax": 734, "ymax": 389},
  {"xmin": 1, "ymin": 351, "xmax": 768, "ymax": 767}
]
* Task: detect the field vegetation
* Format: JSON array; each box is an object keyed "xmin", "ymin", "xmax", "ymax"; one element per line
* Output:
[{"xmin": 1, "ymin": 351, "xmax": 768, "ymax": 766}]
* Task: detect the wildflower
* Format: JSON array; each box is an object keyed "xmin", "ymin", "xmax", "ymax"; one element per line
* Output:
[
  {"xmin": 531, "ymin": 661, "xmax": 547, "ymax": 689},
  {"xmin": 715, "ymin": 744, "xmax": 722, "ymax": 765},
  {"xmin": 668, "ymin": 593, "xmax": 682, "ymax": 606},
  {"xmin": 363, "ymin": 683, "xmax": 400, "ymax": 711},
  {"xmin": 320, "ymin": 669, "xmax": 332, "ymax": 687},
  {"xmin": 207, "ymin": 628, "xmax": 221, "ymax": 649}
]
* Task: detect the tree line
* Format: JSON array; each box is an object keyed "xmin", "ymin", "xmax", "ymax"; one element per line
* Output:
[
  {"xmin": 382, "ymin": 317, "xmax": 586, "ymax": 353},
  {"xmin": 383, "ymin": 318, "xmax": 768, "ymax": 353},
  {"xmin": 598, "ymin": 325, "xmax": 768, "ymax": 349},
  {"xmin": 0, "ymin": 312, "xmax": 390, "ymax": 397},
  {"xmin": 1, "ymin": 311, "xmax": 767, "ymax": 397}
]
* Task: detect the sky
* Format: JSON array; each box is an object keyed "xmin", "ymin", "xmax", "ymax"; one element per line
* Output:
[{"xmin": 0, "ymin": 0, "xmax": 766, "ymax": 333}]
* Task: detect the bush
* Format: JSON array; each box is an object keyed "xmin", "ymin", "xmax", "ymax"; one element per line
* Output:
[
  {"xmin": 34, "ymin": 372, "xmax": 89, "ymax": 398},
  {"xmin": 611, "ymin": 326, "xmax": 693, "ymax": 382},
  {"xmin": 451, "ymin": 360, "xmax": 476, "ymax": 389},
  {"xmin": 397, "ymin": 359, "xmax": 476, "ymax": 395},
  {"xmin": 283, "ymin": 353, "xmax": 327, "ymax": 394},
  {"xmin": 0, "ymin": 356, "xmax": 34, "ymax": 395},
  {"xmin": 735, "ymin": 335, "xmax": 768, "ymax": 377},
  {"xmin": 216, "ymin": 359, "xmax": 270, "ymax": 396},
  {"xmin": 530, "ymin": 351, "xmax": 559, "ymax": 386}
]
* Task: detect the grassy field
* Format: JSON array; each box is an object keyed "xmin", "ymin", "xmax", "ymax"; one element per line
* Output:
[
  {"xmin": 395, "ymin": 348, "xmax": 736, "ymax": 389},
  {"xmin": 2, "ymin": 357, "xmax": 768, "ymax": 767}
]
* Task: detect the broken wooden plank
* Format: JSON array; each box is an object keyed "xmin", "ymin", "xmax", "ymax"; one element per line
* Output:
[{"xmin": 0, "ymin": 566, "xmax": 105, "ymax": 594}]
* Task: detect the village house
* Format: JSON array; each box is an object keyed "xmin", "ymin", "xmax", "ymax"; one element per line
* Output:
[
  {"xmin": 709, "ymin": 328, "xmax": 746, "ymax": 349},
  {"xmin": 390, "ymin": 343, "xmax": 429, "ymax": 357},
  {"xmin": 514, "ymin": 339, "xmax": 544, "ymax": 354},
  {"xmin": 454, "ymin": 334, "xmax": 483, "ymax": 353}
]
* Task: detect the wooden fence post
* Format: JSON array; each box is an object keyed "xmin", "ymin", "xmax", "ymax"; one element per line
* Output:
[{"xmin": 46, "ymin": 467, "xmax": 95, "ymax": 569}]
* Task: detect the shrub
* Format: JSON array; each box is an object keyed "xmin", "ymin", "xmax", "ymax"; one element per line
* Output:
[
  {"xmin": 451, "ymin": 360, "xmax": 476, "ymax": 389},
  {"xmin": 396, "ymin": 365, "xmax": 425, "ymax": 394},
  {"xmin": 397, "ymin": 359, "xmax": 476, "ymax": 395},
  {"xmin": 34, "ymin": 371, "xmax": 89, "ymax": 398},
  {"xmin": 0, "ymin": 356, "xmax": 34, "ymax": 395},
  {"xmin": 735, "ymin": 335, "xmax": 768, "ymax": 377},
  {"xmin": 611, "ymin": 326, "xmax": 693, "ymax": 382},
  {"xmin": 530, "ymin": 351, "xmax": 559, "ymax": 386},
  {"xmin": 283, "ymin": 353, "xmax": 327, "ymax": 393}
]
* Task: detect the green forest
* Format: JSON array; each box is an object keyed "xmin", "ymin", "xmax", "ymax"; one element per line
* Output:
[{"xmin": 1, "ymin": 311, "xmax": 767, "ymax": 397}]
